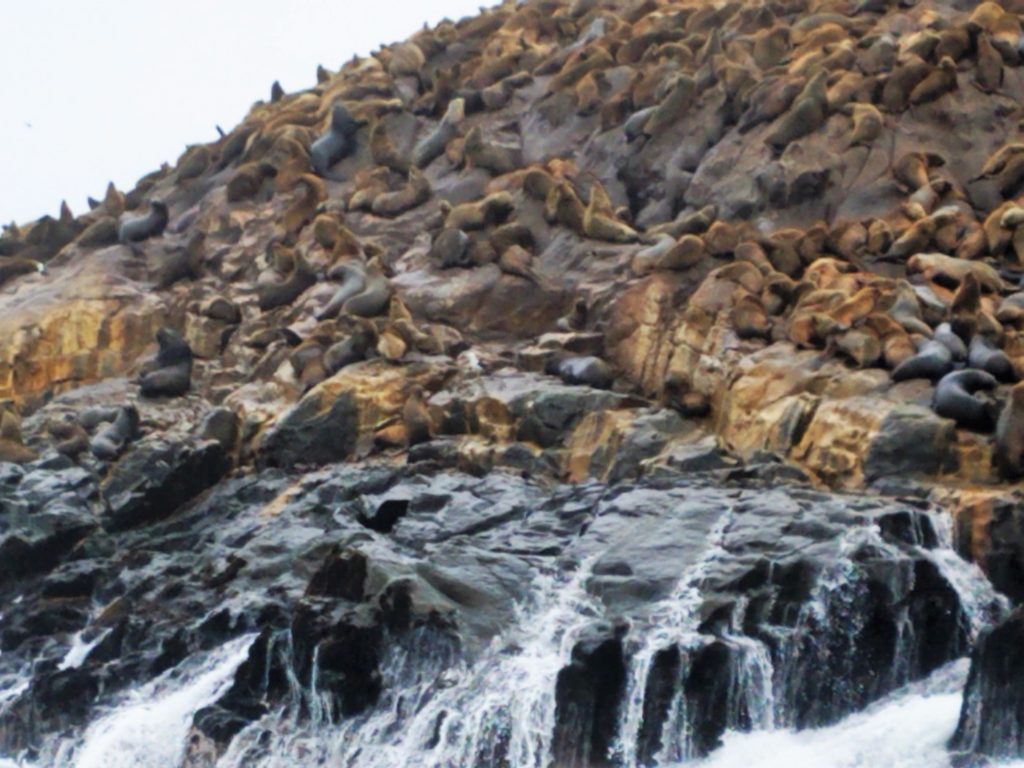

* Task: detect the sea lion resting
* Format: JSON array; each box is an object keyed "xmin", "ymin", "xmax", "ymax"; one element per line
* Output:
[
  {"xmin": 311, "ymin": 104, "xmax": 362, "ymax": 176},
  {"xmin": 139, "ymin": 328, "xmax": 193, "ymax": 398},
  {"xmin": 317, "ymin": 260, "xmax": 391, "ymax": 320},
  {"xmin": 119, "ymin": 200, "xmax": 169, "ymax": 243}
]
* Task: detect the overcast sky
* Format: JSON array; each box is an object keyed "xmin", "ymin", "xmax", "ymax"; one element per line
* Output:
[{"xmin": 0, "ymin": 0, "xmax": 489, "ymax": 225}]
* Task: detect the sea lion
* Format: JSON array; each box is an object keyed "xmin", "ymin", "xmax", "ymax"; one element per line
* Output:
[
  {"xmin": 950, "ymin": 272, "xmax": 983, "ymax": 340},
  {"xmin": 995, "ymin": 382, "xmax": 1024, "ymax": 479},
  {"xmin": 642, "ymin": 74, "xmax": 696, "ymax": 137},
  {"xmin": 443, "ymin": 192, "xmax": 515, "ymax": 230},
  {"xmin": 283, "ymin": 174, "xmax": 327, "ymax": 237},
  {"xmin": 968, "ymin": 335, "xmax": 1017, "ymax": 382},
  {"xmin": 152, "ymin": 231, "xmax": 205, "ymax": 289},
  {"xmin": 844, "ymin": 102, "xmax": 883, "ymax": 147},
  {"xmin": 370, "ymin": 120, "xmax": 410, "ymax": 175},
  {"xmin": 317, "ymin": 260, "xmax": 390, "ymax": 320},
  {"xmin": 738, "ymin": 76, "xmax": 804, "ymax": 133},
  {"xmin": 909, "ymin": 56, "xmax": 958, "ymax": 105},
  {"xmin": 556, "ymin": 298, "xmax": 588, "ymax": 332},
  {"xmin": 975, "ymin": 33, "xmax": 1004, "ymax": 93},
  {"xmin": 324, "ymin": 325, "xmax": 374, "ymax": 374},
  {"xmin": 464, "ymin": 126, "xmax": 523, "ymax": 174},
  {"xmin": 257, "ymin": 244, "xmax": 317, "ymax": 311},
  {"xmin": 89, "ymin": 405, "xmax": 140, "ymax": 461},
  {"xmin": 545, "ymin": 181, "xmax": 586, "ymax": 233},
  {"xmin": 77, "ymin": 217, "xmax": 119, "ymax": 248},
  {"xmin": 881, "ymin": 55, "xmax": 931, "ymax": 113},
  {"xmin": 935, "ymin": 322, "xmax": 968, "ymax": 361},
  {"xmin": 371, "ymin": 168, "xmax": 431, "ymax": 217},
  {"xmin": 0, "ymin": 405, "xmax": 34, "ymax": 464},
  {"xmin": 412, "ymin": 98, "xmax": 465, "ymax": 168},
  {"xmin": 583, "ymin": 181, "xmax": 638, "ymax": 242},
  {"xmin": 431, "ymin": 228, "xmax": 472, "ymax": 269},
  {"xmin": 0, "ymin": 257, "xmax": 46, "ymax": 288},
  {"xmin": 765, "ymin": 69, "xmax": 828, "ymax": 152},
  {"xmin": 289, "ymin": 340, "xmax": 327, "ymax": 392},
  {"xmin": 226, "ymin": 161, "xmax": 277, "ymax": 202},
  {"xmin": 547, "ymin": 354, "xmax": 614, "ymax": 389},
  {"xmin": 891, "ymin": 339, "xmax": 954, "ymax": 382},
  {"xmin": 311, "ymin": 104, "xmax": 362, "ymax": 176},
  {"xmin": 140, "ymin": 328, "xmax": 193, "ymax": 398},
  {"xmin": 403, "ymin": 386, "xmax": 433, "ymax": 446},
  {"xmin": 499, "ymin": 245, "xmax": 550, "ymax": 287},
  {"xmin": 933, "ymin": 369, "xmax": 999, "ymax": 431},
  {"xmin": 48, "ymin": 417, "xmax": 89, "ymax": 460},
  {"xmin": 118, "ymin": 200, "xmax": 169, "ymax": 243},
  {"xmin": 270, "ymin": 81, "xmax": 285, "ymax": 102}
]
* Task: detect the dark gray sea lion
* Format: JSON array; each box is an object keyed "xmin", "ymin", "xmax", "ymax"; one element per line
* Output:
[
  {"xmin": 317, "ymin": 261, "xmax": 391, "ymax": 320},
  {"xmin": 996, "ymin": 382, "xmax": 1024, "ymax": 479},
  {"xmin": 968, "ymin": 335, "xmax": 1017, "ymax": 383},
  {"xmin": 556, "ymin": 298, "xmax": 588, "ymax": 332},
  {"xmin": 891, "ymin": 339, "xmax": 953, "ymax": 382},
  {"xmin": 310, "ymin": 104, "xmax": 362, "ymax": 176},
  {"xmin": 933, "ymin": 369, "xmax": 999, "ymax": 431},
  {"xmin": 78, "ymin": 405, "xmax": 122, "ymax": 431},
  {"xmin": 547, "ymin": 354, "xmax": 614, "ymax": 389},
  {"xmin": 270, "ymin": 81, "xmax": 285, "ymax": 102},
  {"xmin": 934, "ymin": 322, "xmax": 967, "ymax": 361},
  {"xmin": 431, "ymin": 228, "xmax": 472, "ymax": 269},
  {"xmin": 89, "ymin": 405, "xmax": 140, "ymax": 460},
  {"xmin": 140, "ymin": 328, "xmax": 193, "ymax": 398},
  {"xmin": 257, "ymin": 246, "xmax": 317, "ymax": 311},
  {"xmin": 152, "ymin": 232, "xmax": 205, "ymax": 289},
  {"xmin": 118, "ymin": 200, "xmax": 169, "ymax": 243}
]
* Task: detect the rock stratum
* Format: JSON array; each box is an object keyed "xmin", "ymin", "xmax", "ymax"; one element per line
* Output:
[{"xmin": 3, "ymin": 0, "xmax": 1024, "ymax": 765}]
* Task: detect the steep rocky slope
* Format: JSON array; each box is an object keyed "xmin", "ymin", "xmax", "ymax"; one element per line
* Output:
[{"xmin": 3, "ymin": 0, "xmax": 1024, "ymax": 764}]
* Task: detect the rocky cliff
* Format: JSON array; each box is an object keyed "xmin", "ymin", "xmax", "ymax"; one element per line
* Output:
[{"xmin": 3, "ymin": 0, "xmax": 1024, "ymax": 764}]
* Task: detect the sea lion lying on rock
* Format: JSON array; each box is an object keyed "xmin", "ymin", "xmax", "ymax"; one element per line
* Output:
[
  {"xmin": 139, "ymin": 328, "xmax": 193, "ymax": 398},
  {"xmin": 933, "ymin": 369, "xmax": 999, "ymax": 431}
]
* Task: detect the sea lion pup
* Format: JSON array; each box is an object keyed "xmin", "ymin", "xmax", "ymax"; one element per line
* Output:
[
  {"xmin": 283, "ymin": 174, "xmax": 327, "ymax": 237},
  {"xmin": 140, "ymin": 328, "xmax": 193, "ymax": 398},
  {"xmin": 310, "ymin": 104, "xmax": 362, "ymax": 176},
  {"xmin": 765, "ymin": 69, "xmax": 828, "ymax": 152},
  {"xmin": 371, "ymin": 168, "xmax": 431, "ymax": 217},
  {"xmin": 995, "ymin": 382, "xmax": 1024, "ymax": 479},
  {"xmin": 403, "ymin": 385, "xmax": 433, "ymax": 447},
  {"xmin": 546, "ymin": 354, "xmax": 614, "ymax": 390},
  {"xmin": 89, "ymin": 405, "xmax": 140, "ymax": 461},
  {"xmin": 545, "ymin": 180, "xmax": 586, "ymax": 233},
  {"xmin": 370, "ymin": 120, "xmax": 410, "ymax": 175},
  {"xmin": 443, "ymin": 191, "xmax": 515, "ymax": 230},
  {"xmin": 891, "ymin": 339, "xmax": 954, "ymax": 382},
  {"xmin": 969, "ymin": 334, "xmax": 1017, "ymax": 382},
  {"xmin": 909, "ymin": 56, "xmax": 958, "ymax": 105},
  {"xmin": 412, "ymin": 98, "xmax": 465, "ymax": 168},
  {"xmin": 257, "ymin": 244, "xmax": 317, "ymax": 311},
  {"xmin": 464, "ymin": 126, "xmax": 523, "ymax": 174},
  {"xmin": 881, "ymin": 54, "xmax": 931, "ymax": 113},
  {"xmin": 583, "ymin": 180, "xmax": 638, "ymax": 243},
  {"xmin": 642, "ymin": 73, "xmax": 696, "ymax": 138},
  {"xmin": 226, "ymin": 161, "xmax": 276, "ymax": 202},
  {"xmin": 950, "ymin": 272, "xmax": 983, "ymax": 340},
  {"xmin": 843, "ymin": 102, "xmax": 883, "ymax": 147},
  {"xmin": 0, "ymin": 256, "xmax": 46, "ymax": 288},
  {"xmin": 317, "ymin": 260, "xmax": 390, "ymax": 320},
  {"xmin": 729, "ymin": 294, "xmax": 773, "ymax": 340},
  {"xmin": 431, "ymin": 228, "xmax": 472, "ymax": 269},
  {"xmin": 118, "ymin": 200, "xmax": 169, "ymax": 243},
  {"xmin": 933, "ymin": 369, "xmax": 999, "ymax": 431}
]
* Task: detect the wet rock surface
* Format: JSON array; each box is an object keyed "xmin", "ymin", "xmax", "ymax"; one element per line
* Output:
[{"xmin": 3, "ymin": 0, "xmax": 1024, "ymax": 762}]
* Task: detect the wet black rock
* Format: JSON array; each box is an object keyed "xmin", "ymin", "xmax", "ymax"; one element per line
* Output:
[{"xmin": 951, "ymin": 607, "xmax": 1024, "ymax": 760}]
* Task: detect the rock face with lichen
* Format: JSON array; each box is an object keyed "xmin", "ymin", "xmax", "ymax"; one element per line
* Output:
[{"xmin": 3, "ymin": 0, "xmax": 1024, "ymax": 764}]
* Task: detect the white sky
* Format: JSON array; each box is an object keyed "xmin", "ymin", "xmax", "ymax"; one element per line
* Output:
[{"xmin": 0, "ymin": 0, "xmax": 490, "ymax": 224}]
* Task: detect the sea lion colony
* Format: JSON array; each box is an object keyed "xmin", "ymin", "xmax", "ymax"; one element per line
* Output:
[{"xmin": 4, "ymin": 0, "xmax": 1024, "ymax": 485}]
